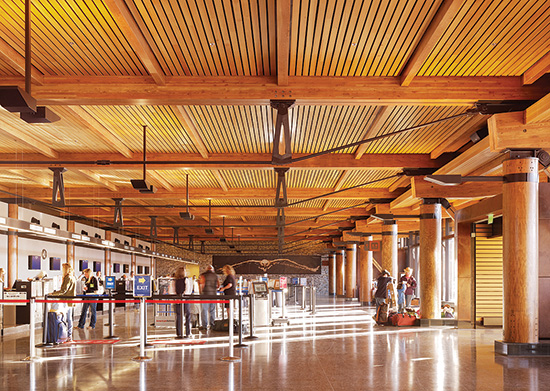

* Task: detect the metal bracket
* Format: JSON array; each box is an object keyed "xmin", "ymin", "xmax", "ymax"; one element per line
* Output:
[
  {"xmin": 49, "ymin": 167, "xmax": 67, "ymax": 207},
  {"xmin": 149, "ymin": 216, "xmax": 157, "ymax": 238},
  {"xmin": 270, "ymin": 100, "xmax": 295, "ymax": 163},
  {"xmin": 113, "ymin": 198, "xmax": 124, "ymax": 228},
  {"xmin": 173, "ymin": 227, "xmax": 179, "ymax": 244}
]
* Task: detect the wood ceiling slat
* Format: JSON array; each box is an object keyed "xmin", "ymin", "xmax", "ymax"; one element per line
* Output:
[
  {"xmin": 343, "ymin": 169, "xmax": 403, "ymax": 189},
  {"xmin": 220, "ymin": 170, "xmax": 274, "ymax": 189},
  {"xmin": 267, "ymin": 0, "xmax": 276, "ymax": 74},
  {"xmin": 419, "ymin": 0, "xmax": 550, "ymax": 77},
  {"xmin": 287, "ymin": 170, "xmax": 342, "ymax": 189}
]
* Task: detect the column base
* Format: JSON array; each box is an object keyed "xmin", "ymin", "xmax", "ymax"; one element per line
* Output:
[
  {"xmin": 329, "ymin": 293, "xmax": 336, "ymax": 296},
  {"xmin": 336, "ymin": 294, "xmax": 346, "ymax": 298},
  {"xmin": 495, "ymin": 341, "xmax": 550, "ymax": 357},
  {"xmin": 456, "ymin": 320, "xmax": 475, "ymax": 329},
  {"xmin": 360, "ymin": 301, "xmax": 373, "ymax": 306},
  {"xmin": 419, "ymin": 318, "xmax": 458, "ymax": 327}
]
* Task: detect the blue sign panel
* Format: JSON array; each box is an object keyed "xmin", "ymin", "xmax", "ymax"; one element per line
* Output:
[
  {"xmin": 133, "ymin": 275, "xmax": 152, "ymax": 297},
  {"xmin": 105, "ymin": 276, "xmax": 116, "ymax": 290}
]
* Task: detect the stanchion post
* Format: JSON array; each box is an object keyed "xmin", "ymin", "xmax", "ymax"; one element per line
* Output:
[
  {"xmin": 105, "ymin": 293, "xmax": 118, "ymax": 339},
  {"xmin": 234, "ymin": 295, "xmax": 247, "ymax": 348},
  {"xmin": 244, "ymin": 295, "xmax": 258, "ymax": 340},
  {"xmin": 301, "ymin": 286, "xmax": 306, "ymax": 310},
  {"xmin": 282, "ymin": 288, "xmax": 286, "ymax": 318},
  {"xmin": 39, "ymin": 294, "xmax": 51, "ymax": 347},
  {"xmin": 311, "ymin": 287, "xmax": 317, "ymax": 315},
  {"xmin": 22, "ymin": 298, "xmax": 38, "ymax": 361},
  {"xmin": 132, "ymin": 297, "xmax": 152, "ymax": 362},
  {"xmin": 221, "ymin": 299, "xmax": 241, "ymax": 362}
]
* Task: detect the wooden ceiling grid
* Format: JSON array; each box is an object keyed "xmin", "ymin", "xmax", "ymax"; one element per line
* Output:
[
  {"xmin": 419, "ymin": 0, "xmax": 550, "ymax": 77},
  {"xmin": 81, "ymin": 105, "xmax": 198, "ymax": 154},
  {"xmin": 289, "ymin": 0, "xmax": 441, "ymax": 77},
  {"xmin": 218, "ymin": 169, "xmax": 274, "ymax": 189},
  {"xmin": 185, "ymin": 105, "xmax": 274, "ymax": 154},
  {"xmin": 364, "ymin": 105, "xmax": 469, "ymax": 154},
  {"xmin": 145, "ymin": 169, "xmax": 219, "ymax": 189},
  {"xmin": 0, "ymin": 0, "xmax": 145, "ymax": 76},
  {"xmin": 340, "ymin": 169, "xmax": 403, "ymax": 189},
  {"xmin": 290, "ymin": 105, "xmax": 378, "ymax": 153},
  {"xmin": 129, "ymin": 0, "xmax": 275, "ymax": 76},
  {"xmin": 286, "ymin": 169, "xmax": 342, "ymax": 189}
]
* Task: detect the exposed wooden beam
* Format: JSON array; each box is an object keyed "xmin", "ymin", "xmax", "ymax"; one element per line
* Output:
[
  {"xmin": 276, "ymin": 0, "xmax": 291, "ymax": 86},
  {"xmin": 488, "ymin": 111, "xmax": 550, "ymax": 151},
  {"xmin": 411, "ymin": 177, "xmax": 502, "ymax": 199},
  {"xmin": 434, "ymin": 137, "xmax": 498, "ymax": 175},
  {"xmin": 76, "ymin": 169, "xmax": 118, "ymax": 192},
  {"xmin": 103, "ymin": 0, "xmax": 165, "ymax": 85},
  {"xmin": 6, "ymin": 76, "xmax": 547, "ymax": 106},
  {"xmin": 430, "ymin": 115, "xmax": 489, "ymax": 159},
  {"xmin": 467, "ymin": 155, "xmax": 506, "ymax": 176},
  {"xmin": 0, "ymin": 37, "xmax": 43, "ymax": 85},
  {"xmin": 21, "ymin": 186, "xmax": 400, "ymax": 201},
  {"xmin": 171, "ymin": 106, "xmax": 209, "ymax": 158},
  {"xmin": 147, "ymin": 170, "xmax": 174, "ymax": 192},
  {"xmin": 524, "ymin": 92, "xmax": 550, "ymax": 124},
  {"xmin": 321, "ymin": 200, "xmax": 331, "ymax": 212},
  {"xmin": 522, "ymin": 50, "xmax": 550, "ymax": 85},
  {"xmin": 0, "ymin": 152, "xmax": 443, "ymax": 171},
  {"xmin": 212, "ymin": 170, "xmax": 229, "ymax": 192},
  {"xmin": 400, "ymin": 0, "xmax": 464, "ymax": 86},
  {"xmin": 63, "ymin": 106, "xmax": 133, "ymax": 158},
  {"xmin": 390, "ymin": 189, "xmax": 418, "ymax": 210},
  {"xmin": 455, "ymin": 194, "xmax": 502, "ymax": 224},
  {"xmin": 10, "ymin": 169, "xmax": 49, "ymax": 187},
  {"xmin": 333, "ymin": 170, "xmax": 352, "ymax": 191},
  {"xmin": 355, "ymin": 219, "xmax": 419, "ymax": 233},
  {"xmin": 388, "ymin": 176, "xmax": 411, "ymax": 192},
  {"xmin": 0, "ymin": 116, "xmax": 58, "ymax": 158},
  {"xmin": 355, "ymin": 106, "xmax": 393, "ymax": 159}
]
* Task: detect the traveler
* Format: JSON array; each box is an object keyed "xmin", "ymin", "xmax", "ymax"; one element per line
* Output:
[
  {"xmin": 219, "ymin": 265, "xmax": 236, "ymax": 317},
  {"xmin": 174, "ymin": 266, "xmax": 192, "ymax": 339},
  {"xmin": 400, "ymin": 267, "xmax": 417, "ymax": 308},
  {"xmin": 374, "ymin": 270, "xmax": 392, "ymax": 312},
  {"xmin": 76, "ymin": 268, "xmax": 99, "ymax": 329},
  {"xmin": 199, "ymin": 265, "xmax": 219, "ymax": 330},
  {"xmin": 50, "ymin": 263, "xmax": 76, "ymax": 341}
]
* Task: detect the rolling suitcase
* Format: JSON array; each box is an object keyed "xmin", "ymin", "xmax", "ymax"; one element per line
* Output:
[
  {"xmin": 375, "ymin": 302, "xmax": 389, "ymax": 324},
  {"xmin": 46, "ymin": 310, "xmax": 69, "ymax": 344}
]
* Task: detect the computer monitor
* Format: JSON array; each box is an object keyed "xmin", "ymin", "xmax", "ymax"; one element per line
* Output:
[{"xmin": 252, "ymin": 281, "xmax": 268, "ymax": 294}]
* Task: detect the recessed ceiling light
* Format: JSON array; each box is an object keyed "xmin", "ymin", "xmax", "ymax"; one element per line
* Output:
[
  {"xmin": 351, "ymin": 42, "xmax": 357, "ymax": 47},
  {"xmin": 209, "ymin": 42, "xmax": 215, "ymax": 46}
]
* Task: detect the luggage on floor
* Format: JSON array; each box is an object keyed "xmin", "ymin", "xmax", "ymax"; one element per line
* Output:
[
  {"xmin": 212, "ymin": 319, "xmax": 243, "ymax": 333},
  {"xmin": 46, "ymin": 311, "xmax": 69, "ymax": 344},
  {"xmin": 391, "ymin": 313, "xmax": 417, "ymax": 327},
  {"xmin": 375, "ymin": 302, "xmax": 389, "ymax": 324}
]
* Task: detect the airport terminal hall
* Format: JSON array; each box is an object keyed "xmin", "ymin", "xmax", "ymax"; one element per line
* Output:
[{"xmin": 1, "ymin": 0, "xmax": 550, "ymax": 390}]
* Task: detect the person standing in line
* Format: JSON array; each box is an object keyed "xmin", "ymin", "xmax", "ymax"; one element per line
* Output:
[
  {"xmin": 174, "ymin": 266, "xmax": 192, "ymax": 339},
  {"xmin": 400, "ymin": 267, "xmax": 417, "ymax": 308},
  {"xmin": 50, "ymin": 263, "xmax": 76, "ymax": 341},
  {"xmin": 199, "ymin": 265, "xmax": 219, "ymax": 330},
  {"xmin": 374, "ymin": 270, "xmax": 392, "ymax": 312},
  {"xmin": 397, "ymin": 274, "xmax": 406, "ymax": 313},
  {"xmin": 76, "ymin": 268, "xmax": 99, "ymax": 329},
  {"xmin": 219, "ymin": 265, "xmax": 236, "ymax": 318}
]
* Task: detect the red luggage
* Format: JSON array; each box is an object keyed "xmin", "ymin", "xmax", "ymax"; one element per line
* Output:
[{"xmin": 391, "ymin": 313, "xmax": 417, "ymax": 326}]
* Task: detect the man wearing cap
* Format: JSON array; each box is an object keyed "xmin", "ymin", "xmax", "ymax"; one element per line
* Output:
[
  {"xmin": 199, "ymin": 265, "xmax": 219, "ymax": 330},
  {"xmin": 400, "ymin": 267, "xmax": 417, "ymax": 308},
  {"xmin": 374, "ymin": 270, "xmax": 392, "ymax": 312}
]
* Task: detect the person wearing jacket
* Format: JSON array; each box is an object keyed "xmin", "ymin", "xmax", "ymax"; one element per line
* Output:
[
  {"xmin": 76, "ymin": 268, "xmax": 99, "ymax": 329},
  {"xmin": 175, "ymin": 266, "xmax": 192, "ymax": 339},
  {"xmin": 400, "ymin": 267, "xmax": 417, "ymax": 308},
  {"xmin": 50, "ymin": 263, "xmax": 76, "ymax": 341}
]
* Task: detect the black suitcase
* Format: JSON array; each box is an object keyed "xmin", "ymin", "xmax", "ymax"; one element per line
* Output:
[{"xmin": 46, "ymin": 311, "xmax": 69, "ymax": 344}]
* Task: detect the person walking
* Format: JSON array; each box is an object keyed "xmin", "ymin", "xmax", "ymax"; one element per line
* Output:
[
  {"xmin": 76, "ymin": 268, "xmax": 99, "ymax": 329},
  {"xmin": 50, "ymin": 263, "xmax": 76, "ymax": 342},
  {"xmin": 174, "ymin": 266, "xmax": 192, "ymax": 339},
  {"xmin": 400, "ymin": 267, "xmax": 417, "ymax": 308},
  {"xmin": 199, "ymin": 265, "xmax": 219, "ymax": 330},
  {"xmin": 219, "ymin": 265, "xmax": 236, "ymax": 318}
]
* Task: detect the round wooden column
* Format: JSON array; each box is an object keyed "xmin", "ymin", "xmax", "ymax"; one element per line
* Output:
[
  {"xmin": 345, "ymin": 244, "xmax": 357, "ymax": 298},
  {"xmin": 131, "ymin": 238, "xmax": 137, "ymax": 274},
  {"xmin": 359, "ymin": 236, "xmax": 373, "ymax": 305},
  {"xmin": 335, "ymin": 249, "xmax": 345, "ymax": 296},
  {"xmin": 381, "ymin": 222, "xmax": 398, "ymax": 278},
  {"xmin": 7, "ymin": 204, "xmax": 18, "ymax": 288},
  {"xmin": 328, "ymin": 252, "xmax": 336, "ymax": 295},
  {"xmin": 503, "ymin": 156, "xmax": 539, "ymax": 343},
  {"xmin": 419, "ymin": 201, "xmax": 442, "ymax": 320},
  {"xmin": 66, "ymin": 220, "xmax": 75, "ymax": 270}
]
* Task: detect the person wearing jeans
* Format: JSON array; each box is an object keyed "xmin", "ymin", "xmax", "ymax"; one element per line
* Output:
[
  {"xmin": 77, "ymin": 269, "xmax": 98, "ymax": 329},
  {"xmin": 199, "ymin": 265, "xmax": 219, "ymax": 330}
]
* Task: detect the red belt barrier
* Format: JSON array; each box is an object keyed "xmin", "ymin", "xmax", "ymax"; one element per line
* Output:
[
  {"xmin": 0, "ymin": 299, "xmax": 29, "ymax": 303},
  {"xmin": 146, "ymin": 299, "xmax": 229, "ymax": 304},
  {"xmin": 36, "ymin": 299, "xmax": 141, "ymax": 304}
]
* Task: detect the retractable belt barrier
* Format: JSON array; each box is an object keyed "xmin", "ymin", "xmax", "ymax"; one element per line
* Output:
[{"xmin": 0, "ymin": 294, "xmax": 247, "ymax": 363}]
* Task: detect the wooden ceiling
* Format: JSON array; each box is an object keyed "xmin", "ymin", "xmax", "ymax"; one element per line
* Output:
[{"xmin": 0, "ymin": 0, "xmax": 549, "ymax": 254}]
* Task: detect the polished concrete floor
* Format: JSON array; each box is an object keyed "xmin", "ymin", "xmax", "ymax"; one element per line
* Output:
[{"xmin": 1, "ymin": 297, "xmax": 550, "ymax": 390}]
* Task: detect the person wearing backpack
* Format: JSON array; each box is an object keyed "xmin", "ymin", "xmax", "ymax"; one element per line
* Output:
[{"xmin": 175, "ymin": 266, "xmax": 192, "ymax": 339}]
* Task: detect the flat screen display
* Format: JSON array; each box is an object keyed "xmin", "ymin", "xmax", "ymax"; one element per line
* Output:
[
  {"xmin": 144, "ymin": 266, "xmax": 150, "ymax": 275},
  {"xmin": 252, "ymin": 281, "xmax": 268, "ymax": 293},
  {"xmin": 49, "ymin": 257, "xmax": 61, "ymax": 271},
  {"xmin": 113, "ymin": 263, "xmax": 120, "ymax": 273},
  {"xmin": 79, "ymin": 260, "xmax": 88, "ymax": 271},
  {"xmin": 137, "ymin": 266, "xmax": 143, "ymax": 274},
  {"xmin": 28, "ymin": 255, "xmax": 41, "ymax": 270},
  {"xmin": 93, "ymin": 261, "xmax": 101, "ymax": 272}
]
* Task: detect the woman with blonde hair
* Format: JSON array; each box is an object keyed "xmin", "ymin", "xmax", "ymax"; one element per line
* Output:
[
  {"xmin": 174, "ymin": 266, "xmax": 192, "ymax": 338},
  {"xmin": 219, "ymin": 265, "xmax": 236, "ymax": 314},
  {"xmin": 50, "ymin": 263, "xmax": 76, "ymax": 341}
]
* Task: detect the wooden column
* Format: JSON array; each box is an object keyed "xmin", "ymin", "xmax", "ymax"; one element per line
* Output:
[
  {"xmin": 7, "ymin": 204, "xmax": 18, "ymax": 288},
  {"xmin": 456, "ymin": 221, "xmax": 474, "ymax": 325},
  {"xmin": 66, "ymin": 220, "xmax": 75, "ymax": 270},
  {"xmin": 335, "ymin": 249, "xmax": 345, "ymax": 296},
  {"xmin": 419, "ymin": 201, "xmax": 442, "ymax": 320},
  {"xmin": 345, "ymin": 244, "xmax": 357, "ymax": 298},
  {"xmin": 104, "ymin": 231, "xmax": 112, "ymax": 276},
  {"xmin": 503, "ymin": 156, "xmax": 539, "ymax": 343},
  {"xmin": 381, "ymin": 221, "xmax": 398, "ymax": 278},
  {"xmin": 131, "ymin": 238, "xmax": 137, "ymax": 274},
  {"xmin": 328, "ymin": 252, "xmax": 336, "ymax": 295},
  {"xmin": 359, "ymin": 236, "xmax": 373, "ymax": 305}
]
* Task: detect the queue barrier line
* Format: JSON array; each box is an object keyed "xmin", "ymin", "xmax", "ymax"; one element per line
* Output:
[{"xmin": 0, "ymin": 299, "xmax": 30, "ymax": 303}]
